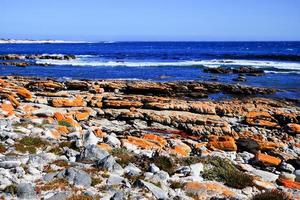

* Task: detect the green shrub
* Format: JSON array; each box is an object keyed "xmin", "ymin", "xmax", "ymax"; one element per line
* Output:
[
  {"xmin": 15, "ymin": 137, "xmax": 49, "ymax": 154},
  {"xmin": 252, "ymin": 190, "xmax": 291, "ymax": 200},
  {"xmin": 91, "ymin": 177, "xmax": 102, "ymax": 186},
  {"xmin": 3, "ymin": 184, "xmax": 17, "ymax": 195},
  {"xmin": 0, "ymin": 143, "xmax": 6, "ymax": 153},
  {"xmin": 202, "ymin": 156, "xmax": 253, "ymax": 189},
  {"xmin": 153, "ymin": 156, "xmax": 175, "ymax": 175},
  {"xmin": 111, "ymin": 148, "xmax": 136, "ymax": 167}
]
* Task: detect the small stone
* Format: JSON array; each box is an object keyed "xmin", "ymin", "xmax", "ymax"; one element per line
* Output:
[
  {"xmin": 279, "ymin": 162, "xmax": 295, "ymax": 173},
  {"xmin": 17, "ymin": 183, "xmax": 37, "ymax": 199},
  {"xmin": 107, "ymin": 174, "xmax": 124, "ymax": 185},
  {"xmin": 279, "ymin": 172, "xmax": 296, "ymax": 181},
  {"xmin": 295, "ymin": 170, "xmax": 300, "ymax": 182},
  {"xmin": 140, "ymin": 180, "xmax": 168, "ymax": 200}
]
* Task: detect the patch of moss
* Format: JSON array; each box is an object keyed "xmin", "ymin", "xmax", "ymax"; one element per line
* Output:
[
  {"xmin": 12, "ymin": 121, "xmax": 30, "ymax": 128},
  {"xmin": 0, "ymin": 143, "xmax": 6, "ymax": 153},
  {"xmin": 59, "ymin": 141, "xmax": 80, "ymax": 151},
  {"xmin": 67, "ymin": 194, "xmax": 93, "ymax": 200},
  {"xmin": 252, "ymin": 190, "xmax": 291, "ymax": 200},
  {"xmin": 91, "ymin": 177, "xmax": 102, "ymax": 186},
  {"xmin": 153, "ymin": 156, "xmax": 175, "ymax": 175},
  {"xmin": 36, "ymin": 178, "xmax": 69, "ymax": 191},
  {"xmin": 51, "ymin": 160, "xmax": 69, "ymax": 168},
  {"xmin": 111, "ymin": 148, "xmax": 136, "ymax": 167},
  {"xmin": 49, "ymin": 146, "xmax": 63, "ymax": 155},
  {"xmin": 15, "ymin": 137, "xmax": 49, "ymax": 154},
  {"xmin": 170, "ymin": 181, "xmax": 185, "ymax": 189},
  {"xmin": 176, "ymin": 156, "xmax": 203, "ymax": 166},
  {"xmin": 202, "ymin": 156, "xmax": 254, "ymax": 189},
  {"xmin": 58, "ymin": 120, "xmax": 72, "ymax": 127},
  {"xmin": 3, "ymin": 184, "xmax": 17, "ymax": 195}
]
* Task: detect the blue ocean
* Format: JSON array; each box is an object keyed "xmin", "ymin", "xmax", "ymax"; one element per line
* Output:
[{"xmin": 0, "ymin": 42, "xmax": 300, "ymax": 99}]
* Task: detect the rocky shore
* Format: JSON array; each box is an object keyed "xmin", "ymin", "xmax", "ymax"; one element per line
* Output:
[{"xmin": 0, "ymin": 76, "xmax": 299, "ymax": 199}]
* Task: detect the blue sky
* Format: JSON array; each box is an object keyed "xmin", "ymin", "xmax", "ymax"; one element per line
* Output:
[{"xmin": 1, "ymin": 0, "xmax": 300, "ymax": 41}]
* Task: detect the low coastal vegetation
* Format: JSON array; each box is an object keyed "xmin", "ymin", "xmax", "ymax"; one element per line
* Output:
[
  {"xmin": 202, "ymin": 156, "xmax": 254, "ymax": 189},
  {"xmin": 251, "ymin": 190, "xmax": 291, "ymax": 200},
  {"xmin": 0, "ymin": 76, "xmax": 299, "ymax": 199}
]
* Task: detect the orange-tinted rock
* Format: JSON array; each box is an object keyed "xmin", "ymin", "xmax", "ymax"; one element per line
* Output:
[
  {"xmin": 257, "ymin": 141, "xmax": 279, "ymax": 151},
  {"xmin": 277, "ymin": 178, "xmax": 300, "ymax": 190},
  {"xmin": 255, "ymin": 153, "xmax": 281, "ymax": 166},
  {"xmin": 286, "ymin": 123, "xmax": 300, "ymax": 134},
  {"xmin": 208, "ymin": 136, "xmax": 237, "ymax": 151},
  {"xmin": 1, "ymin": 103, "xmax": 14, "ymax": 116},
  {"xmin": 170, "ymin": 144, "xmax": 191, "ymax": 157},
  {"xmin": 56, "ymin": 125, "xmax": 69, "ymax": 134},
  {"xmin": 184, "ymin": 181, "xmax": 235, "ymax": 197},
  {"xmin": 94, "ymin": 129, "xmax": 106, "ymax": 138},
  {"xmin": 0, "ymin": 93, "xmax": 20, "ymax": 107},
  {"xmin": 123, "ymin": 136, "xmax": 161, "ymax": 150},
  {"xmin": 54, "ymin": 112, "xmax": 65, "ymax": 121},
  {"xmin": 16, "ymin": 88, "xmax": 32, "ymax": 99},
  {"xmin": 103, "ymin": 100, "xmax": 143, "ymax": 108},
  {"xmin": 142, "ymin": 134, "xmax": 167, "ymax": 147},
  {"xmin": 52, "ymin": 96, "xmax": 84, "ymax": 107},
  {"xmin": 26, "ymin": 81, "xmax": 65, "ymax": 91},
  {"xmin": 74, "ymin": 111, "xmax": 90, "ymax": 121},
  {"xmin": 97, "ymin": 143, "xmax": 112, "ymax": 152},
  {"xmin": 246, "ymin": 111, "xmax": 279, "ymax": 128},
  {"xmin": 63, "ymin": 117, "xmax": 80, "ymax": 128},
  {"xmin": 50, "ymin": 129, "xmax": 62, "ymax": 139}
]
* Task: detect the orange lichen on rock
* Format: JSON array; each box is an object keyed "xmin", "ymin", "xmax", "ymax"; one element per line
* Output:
[
  {"xmin": 97, "ymin": 143, "xmax": 112, "ymax": 152},
  {"xmin": 287, "ymin": 123, "xmax": 300, "ymax": 134},
  {"xmin": 74, "ymin": 111, "xmax": 90, "ymax": 121},
  {"xmin": 257, "ymin": 141, "xmax": 279, "ymax": 151},
  {"xmin": 245, "ymin": 111, "xmax": 279, "ymax": 128},
  {"xmin": 16, "ymin": 88, "xmax": 32, "ymax": 99},
  {"xmin": 103, "ymin": 100, "xmax": 143, "ymax": 108},
  {"xmin": 170, "ymin": 144, "xmax": 191, "ymax": 157},
  {"xmin": 50, "ymin": 129, "xmax": 62, "ymax": 139},
  {"xmin": 185, "ymin": 181, "xmax": 235, "ymax": 197},
  {"xmin": 94, "ymin": 129, "xmax": 106, "ymax": 138},
  {"xmin": 123, "ymin": 136, "xmax": 161, "ymax": 150},
  {"xmin": 277, "ymin": 178, "xmax": 300, "ymax": 190},
  {"xmin": 142, "ymin": 134, "xmax": 167, "ymax": 147},
  {"xmin": 208, "ymin": 135, "xmax": 237, "ymax": 151},
  {"xmin": 52, "ymin": 96, "xmax": 84, "ymax": 107},
  {"xmin": 56, "ymin": 125, "xmax": 69, "ymax": 134},
  {"xmin": 1, "ymin": 103, "xmax": 15, "ymax": 116},
  {"xmin": 255, "ymin": 153, "xmax": 281, "ymax": 166}
]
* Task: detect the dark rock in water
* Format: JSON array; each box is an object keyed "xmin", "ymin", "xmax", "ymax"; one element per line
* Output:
[
  {"xmin": 0, "ymin": 62, "xmax": 30, "ymax": 67},
  {"xmin": 232, "ymin": 66, "xmax": 264, "ymax": 74},
  {"xmin": 233, "ymin": 76, "xmax": 247, "ymax": 82},
  {"xmin": 204, "ymin": 67, "xmax": 232, "ymax": 74},
  {"xmin": 25, "ymin": 54, "xmax": 76, "ymax": 60},
  {"xmin": 0, "ymin": 54, "xmax": 24, "ymax": 60},
  {"xmin": 204, "ymin": 66, "xmax": 264, "ymax": 75}
]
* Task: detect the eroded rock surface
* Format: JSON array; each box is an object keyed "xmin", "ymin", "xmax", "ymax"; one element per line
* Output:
[{"xmin": 0, "ymin": 76, "xmax": 299, "ymax": 199}]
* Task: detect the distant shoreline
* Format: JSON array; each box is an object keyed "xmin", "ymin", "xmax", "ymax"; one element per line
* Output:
[{"xmin": 0, "ymin": 39, "xmax": 87, "ymax": 44}]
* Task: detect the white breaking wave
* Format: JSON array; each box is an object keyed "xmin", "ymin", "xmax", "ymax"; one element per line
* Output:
[{"xmin": 35, "ymin": 58, "xmax": 300, "ymax": 71}]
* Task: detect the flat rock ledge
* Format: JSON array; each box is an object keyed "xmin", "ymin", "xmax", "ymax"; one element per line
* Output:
[{"xmin": 0, "ymin": 76, "xmax": 299, "ymax": 200}]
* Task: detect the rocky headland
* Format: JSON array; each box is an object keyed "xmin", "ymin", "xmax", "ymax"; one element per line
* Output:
[{"xmin": 0, "ymin": 76, "xmax": 299, "ymax": 199}]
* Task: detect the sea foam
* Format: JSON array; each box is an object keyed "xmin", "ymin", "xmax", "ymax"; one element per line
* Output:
[{"xmin": 35, "ymin": 57, "xmax": 300, "ymax": 71}]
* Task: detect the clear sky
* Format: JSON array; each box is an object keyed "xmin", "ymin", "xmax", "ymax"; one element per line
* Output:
[{"xmin": 1, "ymin": 0, "xmax": 300, "ymax": 41}]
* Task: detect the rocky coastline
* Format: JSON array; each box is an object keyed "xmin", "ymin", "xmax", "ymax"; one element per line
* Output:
[{"xmin": 0, "ymin": 76, "xmax": 299, "ymax": 199}]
